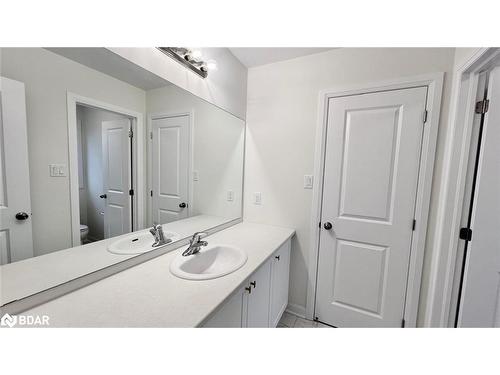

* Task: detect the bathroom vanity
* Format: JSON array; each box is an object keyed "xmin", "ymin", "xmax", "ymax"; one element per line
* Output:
[
  {"xmin": 202, "ymin": 232, "xmax": 291, "ymax": 328},
  {"xmin": 17, "ymin": 222, "xmax": 294, "ymax": 327}
]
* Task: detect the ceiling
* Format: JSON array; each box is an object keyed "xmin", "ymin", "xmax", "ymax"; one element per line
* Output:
[
  {"xmin": 47, "ymin": 48, "xmax": 172, "ymax": 90},
  {"xmin": 229, "ymin": 48, "xmax": 334, "ymax": 68}
]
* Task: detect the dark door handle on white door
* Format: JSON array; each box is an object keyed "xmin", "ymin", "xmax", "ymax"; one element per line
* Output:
[
  {"xmin": 323, "ymin": 222, "xmax": 333, "ymax": 230},
  {"xmin": 15, "ymin": 212, "xmax": 29, "ymax": 220}
]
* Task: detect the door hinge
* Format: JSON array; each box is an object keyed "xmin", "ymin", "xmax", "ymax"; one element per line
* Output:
[
  {"xmin": 412, "ymin": 219, "xmax": 416, "ymax": 231},
  {"xmin": 459, "ymin": 227, "xmax": 472, "ymax": 241},
  {"xmin": 475, "ymin": 99, "xmax": 489, "ymax": 114},
  {"xmin": 401, "ymin": 319, "xmax": 406, "ymax": 328},
  {"xmin": 129, "ymin": 189, "xmax": 134, "ymax": 196},
  {"xmin": 423, "ymin": 110, "xmax": 428, "ymax": 123},
  {"xmin": 150, "ymin": 131, "xmax": 153, "ymax": 140},
  {"xmin": 150, "ymin": 190, "xmax": 153, "ymax": 197},
  {"xmin": 128, "ymin": 129, "xmax": 133, "ymax": 138}
]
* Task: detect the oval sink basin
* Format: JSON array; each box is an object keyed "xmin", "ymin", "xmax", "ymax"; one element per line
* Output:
[
  {"xmin": 108, "ymin": 230, "xmax": 180, "ymax": 255},
  {"xmin": 170, "ymin": 244, "xmax": 247, "ymax": 280}
]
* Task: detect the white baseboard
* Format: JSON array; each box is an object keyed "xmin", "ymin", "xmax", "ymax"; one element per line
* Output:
[{"xmin": 286, "ymin": 303, "xmax": 306, "ymax": 319}]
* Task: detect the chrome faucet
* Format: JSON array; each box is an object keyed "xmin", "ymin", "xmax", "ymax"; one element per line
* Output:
[
  {"xmin": 182, "ymin": 232, "xmax": 208, "ymax": 256},
  {"xmin": 149, "ymin": 224, "xmax": 171, "ymax": 247}
]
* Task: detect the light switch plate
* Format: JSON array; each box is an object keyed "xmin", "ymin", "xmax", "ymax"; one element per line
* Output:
[
  {"xmin": 227, "ymin": 190, "xmax": 234, "ymax": 202},
  {"xmin": 253, "ymin": 192, "xmax": 262, "ymax": 205},
  {"xmin": 193, "ymin": 170, "xmax": 199, "ymax": 181},
  {"xmin": 304, "ymin": 174, "xmax": 314, "ymax": 189},
  {"xmin": 49, "ymin": 164, "xmax": 67, "ymax": 177}
]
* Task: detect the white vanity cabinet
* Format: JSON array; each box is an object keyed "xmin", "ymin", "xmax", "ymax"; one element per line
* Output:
[
  {"xmin": 202, "ymin": 239, "xmax": 291, "ymax": 328},
  {"xmin": 268, "ymin": 239, "xmax": 291, "ymax": 327},
  {"xmin": 245, "ymin": 259, "xmax": 272, "ymax": 327}
]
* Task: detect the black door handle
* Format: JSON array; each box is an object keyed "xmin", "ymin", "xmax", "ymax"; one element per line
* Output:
[
  {"xmin": 179, "ymin": 202, "xmax": 187, "ymax": 208},
  {"xmin": 15, "ymin": 212, "xmax": 29, "ymax": 220},
  {"xmin": 99, "ymin": 194, "xmax": 107, "ymax": 199},
  {"xmin": 323, "ymin": 222, "xmax": 333, "ymax": 230}
]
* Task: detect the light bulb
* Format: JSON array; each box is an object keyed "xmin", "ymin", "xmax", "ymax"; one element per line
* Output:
[
  {"xmin": 190, "ymin": 49, "xmax": 203, "ymax": 60},
  {"xmin": 206, "ymin": 59, "xmax": 218, "ymax": 71}
]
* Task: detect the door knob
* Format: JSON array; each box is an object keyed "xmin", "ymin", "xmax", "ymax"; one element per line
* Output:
[
  {"xmin": 99, "ymin": 194, "xmax": 107, "ymax": 199},
  {"xmin": 15, "ymin": 212, "xmax": 29, "ymax": 220},
  {"xmin": 323, "ymin": 222, "xmax": 333, "ymax": 230},
  {"xmin": 179, "ymin": 202, "xmax": 187, "ymax": 208}
]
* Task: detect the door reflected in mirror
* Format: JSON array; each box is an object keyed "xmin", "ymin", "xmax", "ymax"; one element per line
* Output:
[{"xmin": 0, "ymin": 48, "xmax": 244, "ymax": 274}]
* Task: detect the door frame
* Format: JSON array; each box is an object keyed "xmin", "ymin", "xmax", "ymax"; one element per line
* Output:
[
  {"xmin": 423, "ymin": 48, "xmax": 500, "ymax": 327},
  {"xmin": 147, "ymin": 110, "xmax": 194, "ymax": 226},
  {"xmin": 305, "ymin": 73, "xmax": 444, "ymax": 327},
  {"xmin": 66, "ymin": 92, "xmax": 145, "ymax": 247}
]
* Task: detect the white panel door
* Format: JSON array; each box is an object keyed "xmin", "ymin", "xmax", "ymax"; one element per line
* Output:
[
  {"xmin": 0, "ymin": 77, "xmax": 33, "ymax": 264},
  {"xmin": 246, "ymin": 259, "xmax": 272, "ymax": 327},
  {"xmin": 269, "ymin": 241, "xmax": 291, "ymax": 327},
  {"xmin": 459, "ymin": 68, "xmax": 500, "ymax": 327},
  {"xmin": 316, "ymin": 87, "xmax": 428, "ymax": 327},
  {"xmin": 101, "ymin": 119, "xmax": 132, "ymax": 239},
  {"xmin": 151, "ymin": 115, "xmax": 189, "ymax": 224},
  {"xmin": 202, "ymin": 286, "xmax": 245, "ymax": 327}
]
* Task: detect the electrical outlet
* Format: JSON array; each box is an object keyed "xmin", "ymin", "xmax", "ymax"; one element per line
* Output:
[
  {"xmin": 227, "ymin": 190, "xmax": 234, "ymax": 202},
  {"xmin": 253, "ymin": 192, "xmax": 262, "ymax": 205},
  {"xmin": 49, "ymin": 164, "xmax": 67, "ymax": 177},
  {"xmin": 304, "ymin": 174, "xmax": 313, "ymax": 189}
]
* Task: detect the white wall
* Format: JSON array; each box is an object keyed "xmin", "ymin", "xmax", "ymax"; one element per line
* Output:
[
  {"xmin": 147, "ymin": 85, "xmax": 244, "ymax": 221},
  {"xmin": 0, "ymin": 48, "xmax": 147, "ymax": 256},
  {"xmin": 109, "ymin": 48, "xmax": 248, "ymax": 120},
  {"xmin": 243, "ymin": 48, "xmax": 456, "ymax": 322}
]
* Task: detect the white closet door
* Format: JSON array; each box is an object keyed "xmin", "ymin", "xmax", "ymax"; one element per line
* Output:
[
  {"xmin": 0, "ymin": 77, "xmax": 33, "ymax": 264},
  {"xmin": 151, "ymin": 114, "xmax": 189, "ymax": 224},
  {"xmin": 459, "ymin": 67, "xmax": 500, "ymax": 327},
  {"xmin": 315, "ymin": 86, "xmax": 427, "ymax": 327},
  {"xmin": 101, "ymin": 119, "xmax": 132, "ymax": 239}
]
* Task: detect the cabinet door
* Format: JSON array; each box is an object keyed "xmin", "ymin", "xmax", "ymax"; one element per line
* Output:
[
  {"xmin": 269, "ymin": 240, "xmax": 291, "ymax": 327},
  {"xmin": 202, "ymin": 286, "xmax": 245, "ymax": 327},
  {"xmin": 246, "ymin": 259, "xmax": 272, "ymax": 327}
]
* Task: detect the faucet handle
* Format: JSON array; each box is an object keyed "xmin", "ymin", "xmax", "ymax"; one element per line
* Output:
[{"xmin": 191, "ymin": 232, "xmax": 208, "ymax": 242}]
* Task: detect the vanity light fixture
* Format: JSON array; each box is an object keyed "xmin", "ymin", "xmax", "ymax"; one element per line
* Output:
[{"xmin": 157, "ymin": 47, "xmax": 217, "ymax": 78}]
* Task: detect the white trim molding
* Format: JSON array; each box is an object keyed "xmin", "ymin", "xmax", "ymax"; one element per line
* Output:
[
  {"xmin": 286, "ymin": 303, "xmax": 307, "ymax": 319},
  {"xmin": 423, "ymin": 48, "xmax": 500, "ymax": 327},
  {"xmin": 66, "ymin": 92, "xmax": 145, "ymax": 246},
  {"xmin": 305, "ymin": 73, "xmax": 444, "ymax": 327}
]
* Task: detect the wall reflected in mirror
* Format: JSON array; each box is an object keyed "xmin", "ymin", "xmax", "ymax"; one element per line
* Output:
[{"xmin": 0, "ymin": 47, "xmax": 244, "ymax": 267}]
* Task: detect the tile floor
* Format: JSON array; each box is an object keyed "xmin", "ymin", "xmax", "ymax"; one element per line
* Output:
[{"xmin": 277, "ymin": 311, "xmax": 332, "ymax": 328}]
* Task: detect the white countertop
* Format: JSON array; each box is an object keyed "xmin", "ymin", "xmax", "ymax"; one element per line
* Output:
[
  {"xmin": 0, "ymin": 214, "xmax": 235, "ymax": 306},
  {"xmin": 19, "ymin": 222, "xmax": 295, "ymax": 327}
]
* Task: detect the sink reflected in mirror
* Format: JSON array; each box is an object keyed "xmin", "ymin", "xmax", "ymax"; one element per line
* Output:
[
  {"xmin": 170, "ymin": 245, "xmax": 247, "ymax": 280},
  {"xmin": 108, "ymin": 230, "xmax": 180, "ymax": 255}
]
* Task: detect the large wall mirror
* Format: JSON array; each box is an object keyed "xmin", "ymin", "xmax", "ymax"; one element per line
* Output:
[{"xmin": 0, "ymin": 48, "xmax": 244, "ymax": 305}]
